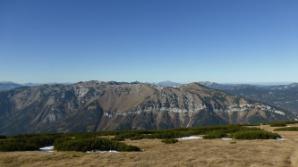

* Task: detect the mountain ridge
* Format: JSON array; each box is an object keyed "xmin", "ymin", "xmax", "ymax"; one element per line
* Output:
[
  {"xmin": 200, "ymin": 82, "xmax": 298, "ymax": 115},
  {"xmin": 0, "ymin": 81, "xmax": 293, "ymax": 135}
]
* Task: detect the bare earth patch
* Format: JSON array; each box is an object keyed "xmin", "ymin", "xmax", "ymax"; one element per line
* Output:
[{"xmin": 1, "ymin": 125, "xmax": 298, "ymax": 167}]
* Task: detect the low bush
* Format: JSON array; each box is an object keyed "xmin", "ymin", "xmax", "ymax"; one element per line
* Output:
[
  {"xmin": 270, "ymin": 123, "xmax": 287, "ymax": 127},
  {"xmin": 0, "ymin": 134, "xmax": 59, "ymax": 151},
  {"xmin": 113, "ymin": 125, "xmax": 259, "ymax": 141},
  {"xmin": 0, "ymin": 139, "xmax": 39, "ymax": 151},
  {"xmin": 274, "ymin": 127, "xmax": 298, "ymax": 131},
  {"xmin": 113, "ymin": 135, "xmax": 126, "ymax": 141},
  {"xmin": 203, "ymin": 130, "xmax": 227, "ymax": 139},
  {"xmin": 276, "ymin": 121, "xmax": 298, "ymax": 125},
  {"xmin": 0, "ymin": 136, "xmax": 6, "ymax": 139},
  {"xmin": 232, "ymin": 130, "xmax": 280, "ymax": 140},
  {"xmin": 239, "ymin": 124, "xmax": 260, "ymax": 127},
  {"xmin": 113, "ymin": 132, "xmax": 147, "ymax": 141},
  {"xmin": 268, "ymin": 121, "xmax": 298, "ymax": 127},
  {"xmin": 54, "ymin": 138, "xmax": 141, "ymax": 152},
  {"xmin": 161, "ymin": 138, "xmax": 178, "ymax": 144}
]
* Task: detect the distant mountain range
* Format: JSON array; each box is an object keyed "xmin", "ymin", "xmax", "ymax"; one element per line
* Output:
[
  {"xmin": 156, "ymin": 81, "xmax": 181, "ymax": 87},
  {"xmin": 0, "ymin": 82, "xmax": 23, "ymax": 91},
  {"xmin": 0, "ymin": 82, "xmax": 68, "ymax": 91},
  {"xmin": 0, "ymin": 81, "xmax": 293, "ymax": 135},
  {"xmin": 200, "ymin": 82, "xmax": 298, "ymax": 116}
]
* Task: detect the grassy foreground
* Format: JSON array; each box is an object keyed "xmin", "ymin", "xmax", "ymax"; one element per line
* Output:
[{"xmin": 2, "ymin": 124, "xmax": 298, "ymax": 167}]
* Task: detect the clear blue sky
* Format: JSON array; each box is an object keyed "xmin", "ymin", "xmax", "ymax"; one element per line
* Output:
[{"xmin": 0, "ymin": 0, "xmax": 297, "ymax": 83}]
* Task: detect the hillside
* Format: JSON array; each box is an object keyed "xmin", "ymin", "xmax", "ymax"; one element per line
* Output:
[
  {"xmin": 0, "ymin": 81, "xmax": 293, "ymax": 135},
  {"xmin": 202, "ymin": 82, "xmax": 298, "ymax": 115}
]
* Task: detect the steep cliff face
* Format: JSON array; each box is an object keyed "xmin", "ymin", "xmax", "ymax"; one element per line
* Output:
[{"xmin": 0, "ymin": 81, "xmax": 292, "ymax": 135}]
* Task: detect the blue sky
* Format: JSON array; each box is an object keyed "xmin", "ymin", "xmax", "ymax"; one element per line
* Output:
[{"xmin": 0, "ymin": 0, "xmax": 297, "ymax": 83}]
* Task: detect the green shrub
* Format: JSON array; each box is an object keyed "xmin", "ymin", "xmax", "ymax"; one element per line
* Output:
[
  {"xmin": 0, "ymin": 139, "xmax": 39, "ymax": 151},
  {"xmin": 270, "ymin": 123, "xmax": 287, "ymax": 127},
  {"xmin": 267, "ymin": 121, "xmax": 298, "ymax": 127},
  {"xmin": 274, "ymin": 127, "xmax": 298, "ymax": 131},
  {"xmin": 232, "ymin": 130, "xmax": 280, "ymax": 140},
  {"xmin": 239, "ymin": 124, "xmax": 260, "ymax": 127},
  {"xmin": 0, "ymin": 134, "xmax": 60, "ymax": 151},
  {"xmin": 113, "ymin": 135, "xmax": 126, "ymax": 141},
  {"xmin": 0, "ymin": 136, "xmax": 6, "ymax": 139},
  {"xmin": 273, "ymin": 121, "xmax": 298, "ymax": 125},
  {"xmin": 203, "ymin": 130, "xmax": 227, "ymax": 139},
  {"xmin": 113, "ymin": 133, "xmax": 146, "ymax": 141},
  {"xmin": 113, "ymin": 125, "xmax": 257, "ymax": 141},
  {"xmin": 54, "ymin": 138, "xmax": 141, "ymax": 152},
  {"xmin": 151, "ymin": 131, "xmax": 187, "ymax": 139},
  {"xmin": 161, "ymin": 138, "xmax": 178, "ymax": 144}
]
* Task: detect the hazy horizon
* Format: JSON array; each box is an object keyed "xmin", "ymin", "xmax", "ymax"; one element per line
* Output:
[
  {"xmin": 0, "ymin": 80, "xmax": 296, "ymax": 86},
  {"xmin": 1, "ymin": 0, "xmax": 297, "ymax": 83}
]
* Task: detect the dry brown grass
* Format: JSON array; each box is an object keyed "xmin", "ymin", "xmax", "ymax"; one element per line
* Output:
[{"xmin": 1, "ymin": 125, "xmax": 298, "ymax": 167}]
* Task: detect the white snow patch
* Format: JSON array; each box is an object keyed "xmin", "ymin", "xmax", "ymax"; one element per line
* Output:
[
  {"xmin": 104, "ymin": 112, "xmax": 113, "ymax": 118},
  {"xmin": 75, "ymin": 86, "xmax": 89, "ymax": 98},
  {"xmin": 177, "ymin": 136, "xmax": 202, "ymax": 141},
  {"xmin": 39, "ymin": 146, "xmax": 54, "ymax": 152},
  {"xmin": 221, "ymin": 138, "xmax": 233, "ymax": 141},
  {"xmin": 86, "ymin": 150, "xmax": 119, "ymax": 153},
  {"xmin": 273, "ymin": 110, "xmax": 285, "ymax": 116},
  {"xmin": 275, "ymin": 138, "xmax": 286, "ymax": 141}
]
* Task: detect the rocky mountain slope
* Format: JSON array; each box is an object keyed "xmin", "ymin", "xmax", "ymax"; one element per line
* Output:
[
  {"xmin": 202, "ymin": 82, "xmax": 298, "ymax": 115},
  {"xmin": 0, "ymin": 81, "xmax": 293, "ymax": 135}
]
